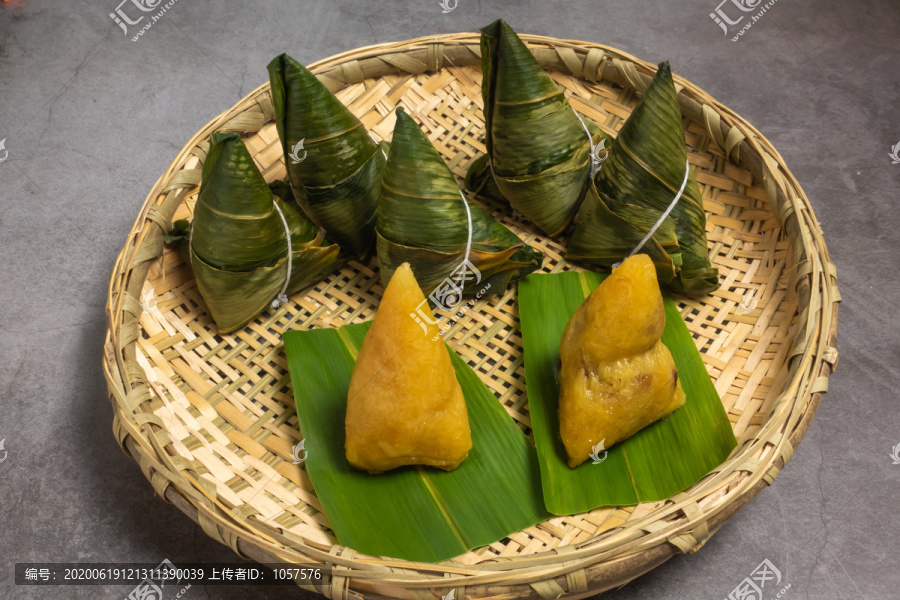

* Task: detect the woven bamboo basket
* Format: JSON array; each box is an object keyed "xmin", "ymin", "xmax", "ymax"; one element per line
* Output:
[{"xmin": 103, "ymin": 32, "xmax": 840, "ymax": 599}]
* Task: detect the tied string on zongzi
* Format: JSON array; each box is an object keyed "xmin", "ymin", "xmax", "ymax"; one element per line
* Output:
[
  {"xmin": 459, "ymin": 190, "xmax": 473, "ymax": 269},
  {"xmin": 187, "ymin": 198, "xmax": 295, "ymax": 310},
  {"xmin": 612, "ymin": 158, "xmax": 690, "ymax": 268},
  {"xmin": 572, "ymin": 110, "xmax": 609, "ymax": 178},
  {"xmin": 270, "ymin": 201, "xmax": 293, "ymax": 309},
  {"xmin": 569, "ymin": 109, "xmax": 690, "ymax": 265},
  {"xmin": 369, "ymin": 132, "xmax": 389, "ymax": 160}
]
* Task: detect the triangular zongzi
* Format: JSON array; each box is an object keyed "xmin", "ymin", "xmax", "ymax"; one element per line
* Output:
[
  {"xmin": 345, "ymin": 262, "xmax": 472, "ymax": 473},
  {"xmin": 558, "ymin": 254, "xmax": 686, "ymax": 468},
  {"xmin": 183, "ymin": 132, "xmax": 341, "ymax": 333},
  {"xmin": 268, "ymin": 53, "xmax": 387, "ymax": 259},
  {"xmin": 464, "ymin": 19, "xmax": 611, "ymax": 236},
  {"xmin": 377, "ymin": 107, "xmax": 542, "ymax": 295},
  {"xmin": 568, "ymin": 62, "xmax": 719, "ymax": 295}
]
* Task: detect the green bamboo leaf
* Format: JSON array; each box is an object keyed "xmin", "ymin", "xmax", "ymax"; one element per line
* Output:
[
  {"xmin": 569, "ymin": 62, "xmax": 719, "ymax": 295},
  {"xmin": 568, "ymin": 181, "xmax": 677, "ymax": 285},
  {"xmin": 283, "ymin": 322, "xmax": 549, "ymax": 562},
  {"xmin": 268, "ymin": 54, "xmax": 386, "ymax": 259},
  {"xmin": 270, "ymin": 179, "xmax": 319, "ymax": 244},
  {"xmin": 519, "ymin": 271, "xmax": 736, "ymax": 515},
  {"xmin": 462, "ymin": 153, "xmax": 504, "ymax": 204},
  {"xmin": 466, "ymin": 20, "xmax": 610, "ymax": 236},
  {"xmin": 277, "ymin": 197, "xmax": 345, "ymax": 296},
  {"xmin": 377, "ymin": 107, "xmax": 542, "ymax": 293},
  {"xmin": 191, "ymin": 254, "xmax": 288, "ymax": 333}
]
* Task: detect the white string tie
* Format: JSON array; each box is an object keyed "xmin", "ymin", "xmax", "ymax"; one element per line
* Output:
[
  {"xmin": 573, "ymin": 110, "xmax": 609, "ymax": 177},
  {"xmin": 270, "ymin": 200, "xmax": 293, "ymax": 309},
  {"xmin": 613, "ymin": 158, "xmax": 691, "ymax": 267},
  {"xmin": 460, "ymin": 190, "xmax": 473, "ymax": 267},
  {"xmin": 369, "ymin": 131, "xmax": 389, "ymax": 160}
]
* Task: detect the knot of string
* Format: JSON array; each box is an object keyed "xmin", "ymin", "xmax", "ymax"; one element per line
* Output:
[{"xmin": 573, "ymin": 110, "xmax": 608, "ymax": 177}]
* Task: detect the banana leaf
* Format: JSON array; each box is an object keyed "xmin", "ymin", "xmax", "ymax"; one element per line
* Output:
[
  {"xmin": 176, "ymin": 133, "xmax": 342, "ymax": 333},
  {"xmin": 568, "ymin": 62, "xmax": 719, "ymax": 296},
  {"xmin": 268, "ymin": 53, "xmax": 387, "ymax": 259},
  {"xmin": 464, "ymin": 19, "xmax": 611, "ymax": 236},
  {"xmin": 283, "ymin": 322, "xmax": 549, "ymax": 562},
  {"xmin": 377, "ymin": 107, "xmax": 542, "ymax": 295},
  {"xmin": 519, "ymin": 271, "xmax": 736, "ymax": 515}
]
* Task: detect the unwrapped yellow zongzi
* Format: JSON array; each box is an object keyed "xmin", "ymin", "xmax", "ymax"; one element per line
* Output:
[
  {"xmin": 558, "ymin": 254, "xmax": 686, "ymax": 468},
  {"xmin": 345, "ymin": 262, "xmax": 472, "ymax": 473}
]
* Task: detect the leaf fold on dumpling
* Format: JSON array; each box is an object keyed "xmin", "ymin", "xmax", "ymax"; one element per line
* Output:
[{"xmin": 378, "ymin": 107, "xmax": 541, "ymax": 295}]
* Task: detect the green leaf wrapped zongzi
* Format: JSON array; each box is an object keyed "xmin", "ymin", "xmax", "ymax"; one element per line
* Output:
[
  {"xmin": 268, "ymin": 53, "xmax": 387, "ymax": 259},
  {"xmin": 378, "ymin": 107, "xmax": 542, "ymax": 296},
  {"xmin": 465, "ymin": 19, "xmax": 611, "ymax": 236},
  {"xmin": 182, "ymin": 132, "xmax": 341, "ymax": 333},
  {"xmin": 568, "ymin": 62, "xmax": 719, "ymax": 295}
]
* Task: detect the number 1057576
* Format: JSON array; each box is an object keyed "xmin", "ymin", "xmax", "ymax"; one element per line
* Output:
[{"xmin": 273, "ymin": 568, "xmax": 321, "ymax": 581}]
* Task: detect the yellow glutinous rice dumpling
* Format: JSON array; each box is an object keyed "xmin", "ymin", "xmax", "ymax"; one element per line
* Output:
[
  {"xmin": 558, "ymin": 254, "xmax": 686, "ymax": 468},
  {"xmin": 345, "ymin": 262, "xmax": 472, "ymax": 473}
]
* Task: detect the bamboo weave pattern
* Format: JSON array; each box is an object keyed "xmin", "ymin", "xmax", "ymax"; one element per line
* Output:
[{"xmin": 103, "ymin": 33, "xmax": 840, "ymax": 600}]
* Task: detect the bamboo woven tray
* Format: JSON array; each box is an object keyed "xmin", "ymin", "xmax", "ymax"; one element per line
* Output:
[{"xmin": 103, "ymin": 32, "xmax": 840, "ymax": 599}]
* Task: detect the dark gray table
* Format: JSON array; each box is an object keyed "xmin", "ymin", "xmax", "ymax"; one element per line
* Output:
[{"xmin": 1, "ymin": 0, "xmax": 897, "ymax": 598}]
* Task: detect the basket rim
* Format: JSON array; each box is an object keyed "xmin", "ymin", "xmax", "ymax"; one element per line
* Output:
[{"xmin": 102, "ymin": 31, "xmax": 840, "ymax": 598}]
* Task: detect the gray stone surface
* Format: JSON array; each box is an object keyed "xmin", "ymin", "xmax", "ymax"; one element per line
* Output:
[{"xmin": 1, "ymin": 0, "xmax": 897, "ymax": 598}]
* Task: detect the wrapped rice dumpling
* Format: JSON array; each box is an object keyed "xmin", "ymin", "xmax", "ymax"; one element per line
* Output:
[
  {"xmin": 464, "ymin": 19, "xmax": 610, "ymax": 236},
  {"xmin": 180, "ymin": 132, "xmax": 341, "ymax": 333},
  {"xmin": 268, "ymin": 53, "xmax": 388, "ymax": 259},
  {"xmin": 568, "ymin": 62, "xmax": 719, "ymax": 296},
  {"xmin": 345, "ymin": 262, "xmax": 472, "ymax": 473},
  {"xmin": 558, "ymin": 254, "xmax": 686, "ymax": 468},
  {"xmin": 378, "ymin": 107, "xmax": 542, "ymax": 295}
]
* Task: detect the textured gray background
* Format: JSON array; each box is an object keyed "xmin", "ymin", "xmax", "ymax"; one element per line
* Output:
[{"xmin": 1, "ymin": 0, "xmax": 898, "ymax": 598}]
